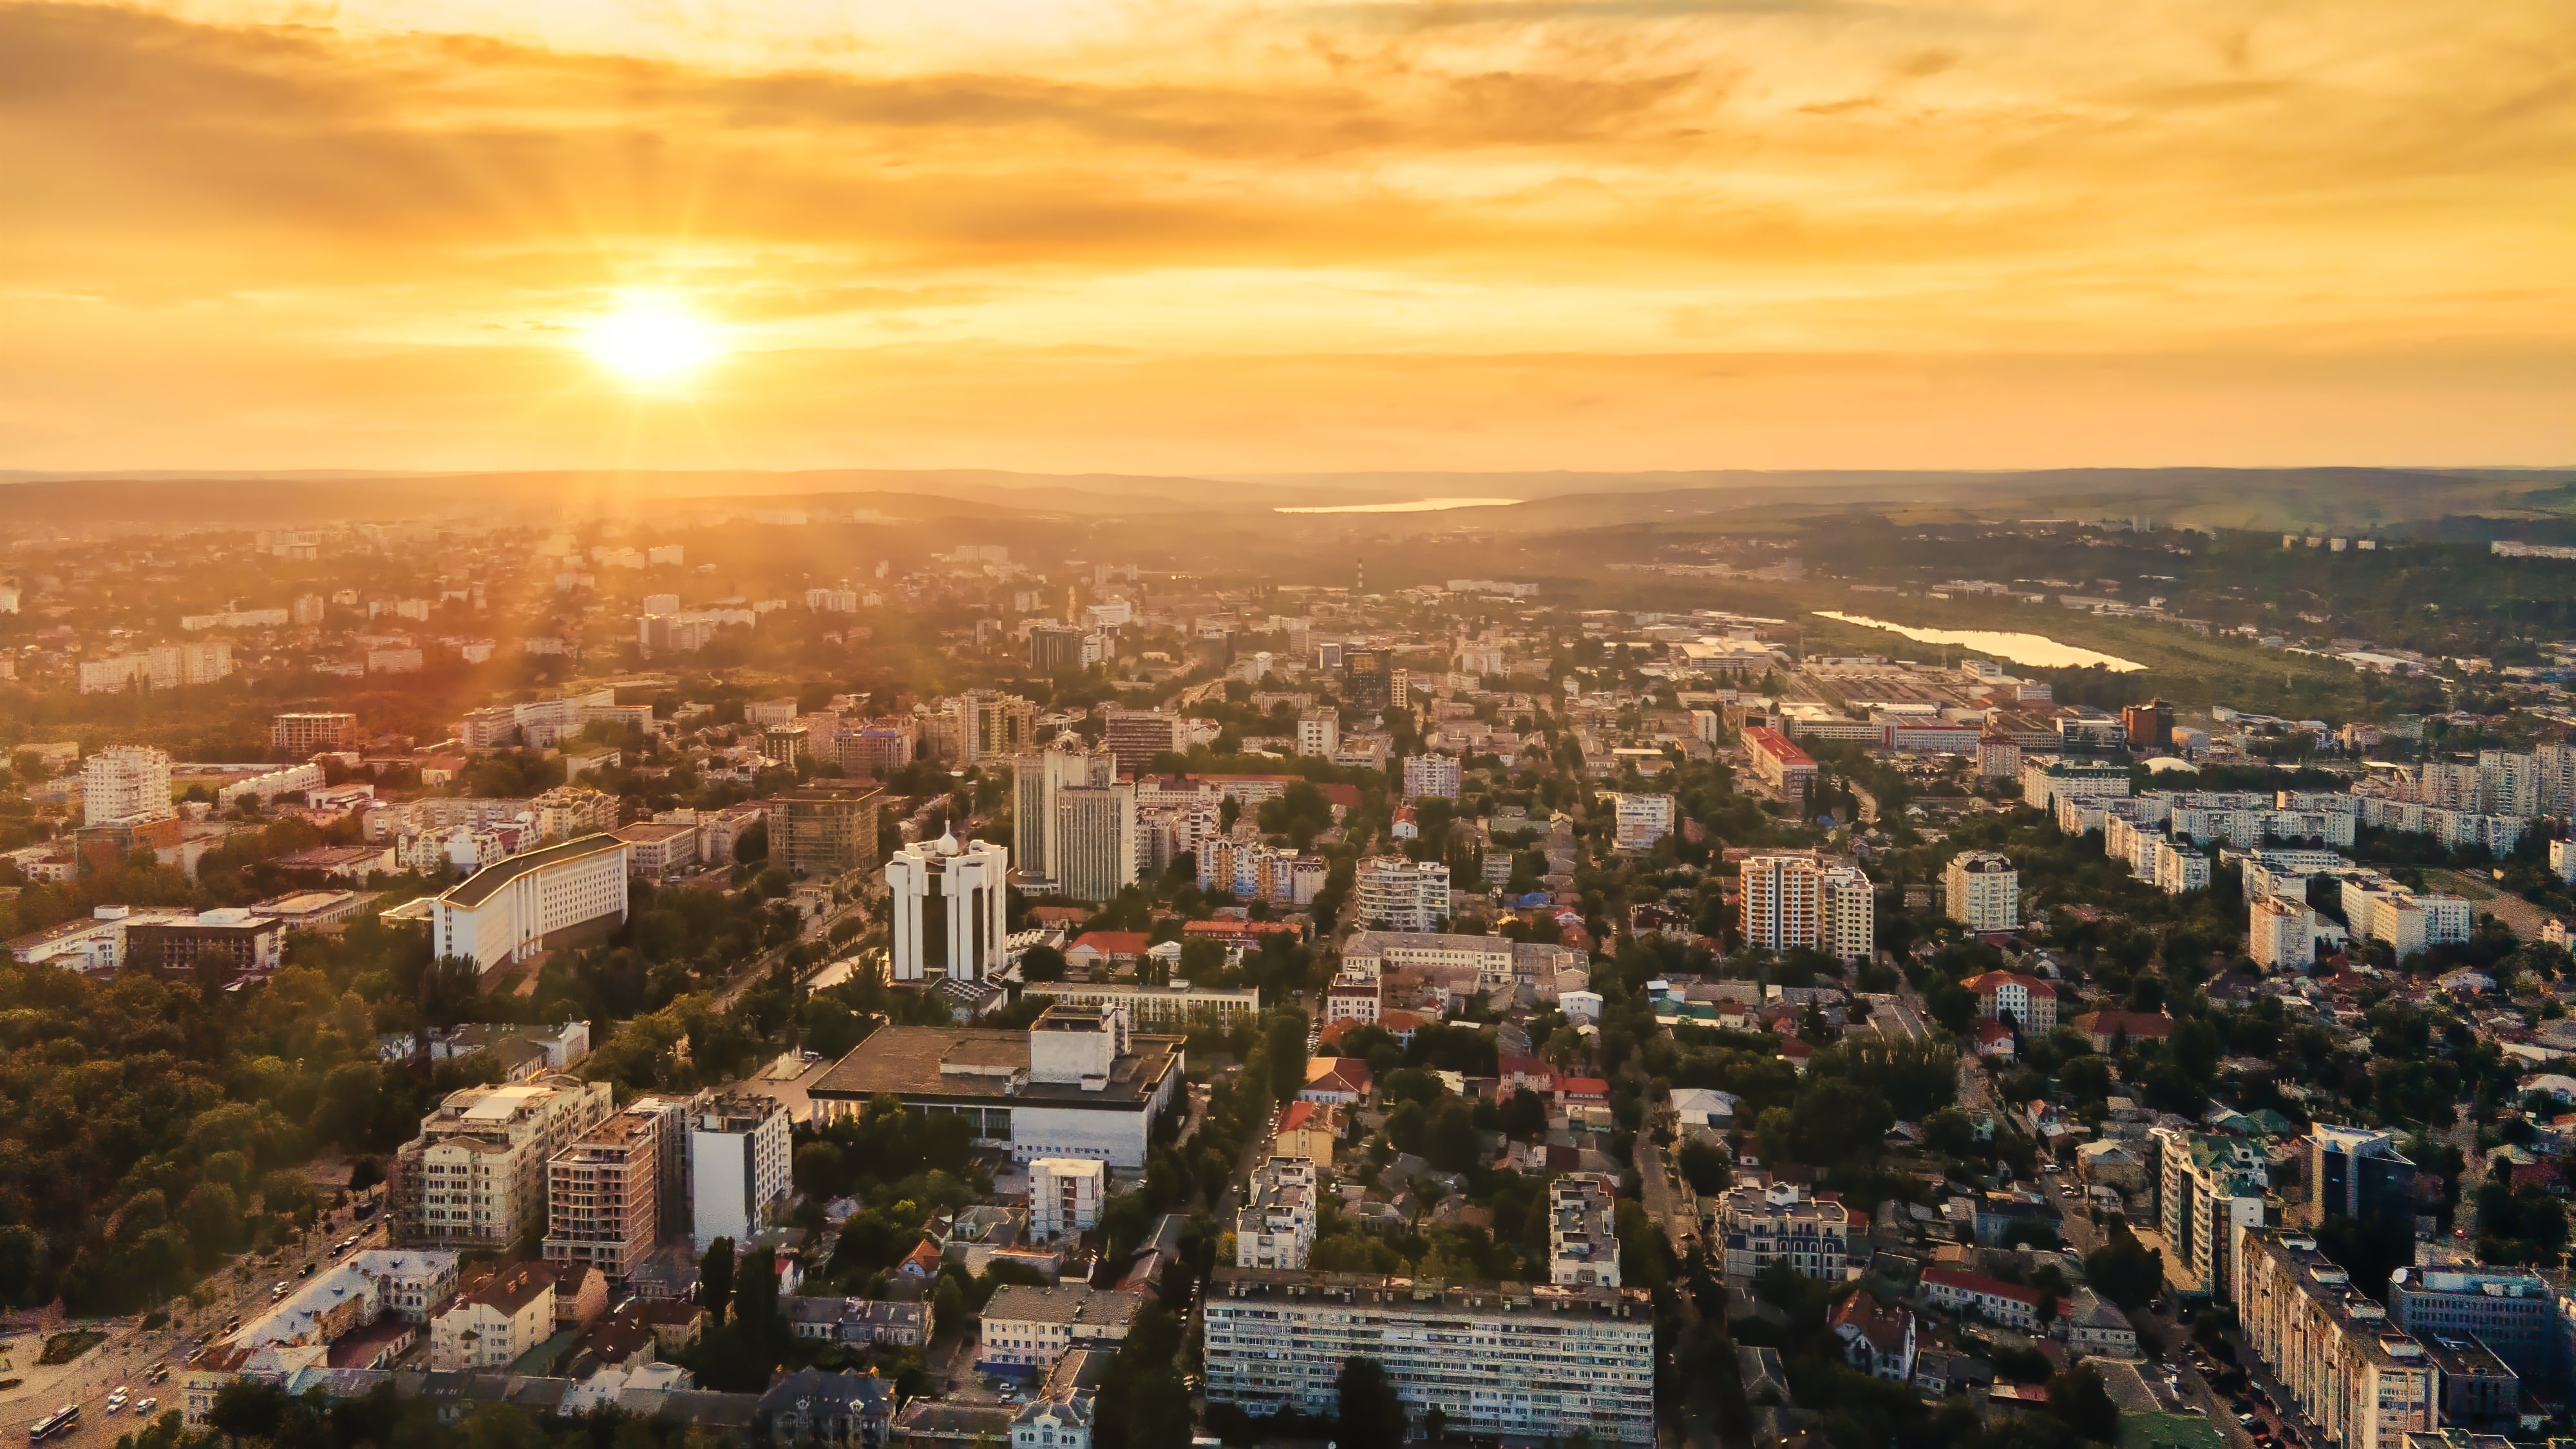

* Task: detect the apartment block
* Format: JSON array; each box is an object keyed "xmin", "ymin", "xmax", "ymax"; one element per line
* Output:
[
  {"xmin": 762, "ymin": 784, "xmax": 884, "ymax": 878},
  {"xmin": 544, "ymin": 1108, "xmax": 661, "ymax": 1284},
  {"xmin": 271, "ymin": 712, "xmax": 359, "ymax": 757},
  {"xmin": 1235, "ymin": 1157, "xmax": 1318, "ymax": 1271},
  {"xmin": 1717, "ymin": 1181, "xmax": 1850, "ymax": 1282},
  {"xmin": 388, "ymin": 1074, "xmax": 619, "ymax": 1250},
  {"xmin": 1202, "ymin": 1269, "xmax": 1654, "ymax": 1446},
  {"xmin": 2150, "ymin": 1128, "xmax": 2269, "ymax": 1299},
  {"xmin": 2387, "ymin": 1263, "xmax": 2553, "ymax": 1385},
  {"xmin": 1549, "ymin": 1173, "xmax": 1621, "ymax": 1289},
  {"xmin": 1611, "ymin": 793, "xmax": 1676, "ymax": 850},
  {"xmin": 1029, "ymin": 1157, "xmax": 1104, "ymax": 1241},
  {"xmin": 1945, "ymin": 851, "xmax": 2020, "ymax": 931},
  {"xmin": 690, "ymin": 1093, "xmax": 793, "ymax": 1251},
  {"xmin": 1960, "ymin": 971, "xmax": 2057, "ymax": 1033},
  {"xmin": 1402, "ymin": 753, "xmax": 1463, "ymax": 800},
  {"xmin": 2235, "ymin": 1230, "xmax": 2436, "ymax": 1449},
  {"xmin": 1355, "ymin": 857, "xmax": 1450, "ymax": 933},
  {"xmin": 84, "ymin": 744, "xmax": 173, "ymax": 826},
  {"xmin": 2250, "ymin": 895, "xmax": 2318, "ymax": 971}
]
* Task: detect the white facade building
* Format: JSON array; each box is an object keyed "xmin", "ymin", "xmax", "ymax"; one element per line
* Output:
[
  {"xmin": 1030, "ymin": 1157, "xmax": 1105, "ymax": 1240},
  {"xmin": 430, "ymin": 835, "xmax": 631, "ymax": 971},
  {"xmin": 1944, "ymin": 851, "xmax": 2019, "ymax": 931},
  {"xmin": 689, "ymin": 1094, "xmax": 793, "ymax": 1251},
  {"xmin": 1356, "ymin": 857, "xmax": 1450, "ymax": 933},
  {"xmin": 1235, "ymin": 1157, "xmax": 1318, "ymax": 1271},
  {"xmin": 84, "ymin": 744, "xmax": 173, "ymax": 825},
  {"xmin": 885, "ymin": 834, "xmax": 1010, "ymax": 982},
  {"xmin": 1402, "ymin": 754, "xmax": 1463, "ymax": 800},
  {"xmin": 1611, "ymin": 793, "xmax": 1676, "ymax": 850}
]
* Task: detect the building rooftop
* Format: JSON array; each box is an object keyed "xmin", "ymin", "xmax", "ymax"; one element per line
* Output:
[
  {"xmin": 440, "ymin": 833, "xmax": 627, "ymax": 909},
  {"xmin": 1209, "ymin": 1266, "xmax": 1650, "ymax": 1320},
  {"xmin": 981, "ymin": 1283, "xmax": 1144, "ymax": 1327},
  {"xmin": 806, "ymin": 1026, "xmax": 1181, "ymax": 1109}
]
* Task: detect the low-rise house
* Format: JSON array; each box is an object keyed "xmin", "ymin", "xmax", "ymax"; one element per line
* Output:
[
  {"xmin": 975, "ymin": 1284, "xmax": 1142, "ymax": 1381},
  {"xmin": 1830, "ymin": 1292, "xmax": 1918, "ymax": 1382},
  {"xmin": 1920, "ymin": 1267, "xmax": 2056, "ymax": 1332},
  {"xmin": 754, "ymin": 1368, "xmax": 897, "ymax": 1446},
  {"xmin": 781, "ymin": 1296, "xmax": 934, "ymax": 1349},
  {"xmin": 2063, "ymin": 1289, "xmax": 2139, "ymax": 1359},
  {"xmin": 431, "ymin": 1263, "xmax": 558, "ymax": 1371}
]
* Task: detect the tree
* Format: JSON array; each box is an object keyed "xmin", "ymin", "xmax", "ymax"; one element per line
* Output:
[
  {"xmin": 1336, "ymin": 1356, "xmax": 1406, "ymax": 1449},
  {"xmin": 1020, "ymin": 944, "xmax": 1067, "ymax": 982},
  {"xmin": 1265, "ymin": 1009, "xmax": 1310, "ymax": 1103},
  {"xmin": 2083, "ymin": 1223, "xmax": 2163, "ymax": 1311},
  {"xmin": 697, "ymin": 1237, "xmax": 735, "ymax": 1322},
  {"xmin": 2047, "ymin": 1366, "xmax": 2119, "ymax": 1444}
]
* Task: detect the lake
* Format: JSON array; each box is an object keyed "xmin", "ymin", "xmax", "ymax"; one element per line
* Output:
[{"xmin": 1812, "ymin": 611, "xmax": 2145, "ymax": 672}]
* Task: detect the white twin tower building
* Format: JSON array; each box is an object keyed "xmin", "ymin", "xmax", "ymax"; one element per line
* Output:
[{"xmin": 884, "ymin": 830, "xmax": 1010, "ymax": 982}]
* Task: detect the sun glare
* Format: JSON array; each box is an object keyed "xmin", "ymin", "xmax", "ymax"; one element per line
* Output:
[{"xmin": 579, "ymin": 296, "xmax": 726, "ymax": 387}]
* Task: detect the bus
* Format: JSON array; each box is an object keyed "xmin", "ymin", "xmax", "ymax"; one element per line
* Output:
[{"xmin": 28, "ymin": 1404, "xmax": 79, "ymax": 1441}]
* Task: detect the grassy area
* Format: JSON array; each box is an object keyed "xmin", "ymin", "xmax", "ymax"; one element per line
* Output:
[
  {"xmin": 2118, "ymin": 1412, "xmax": 2228, "ymax": 1449},
  {"xmin": 36, "ymin": 1331, "xmax": 104, "ymax": 1365}
]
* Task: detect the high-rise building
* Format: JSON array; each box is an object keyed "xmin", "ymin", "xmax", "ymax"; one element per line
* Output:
[
  {"xmin": 1611, "ymin": 793, "xmax": 1676, "ymax": 851},
  {"xmin": 2477, "ymin": 749, "xmax": 2542, "ymax": 819},
  {"xmin": 1341, "ymin": 649, "xmax": 1394, "ymax": 715},
  {"xmin": 270, "ymin": 712, "xmax": 357, "ymax": 758},
  {"xmin": 1295, "ymin": 712, "xmax": 1339, "ymax": 758},
  {"xmin": 2537, "ymin": 743, "xmax": 2576, "ymax": 818},
  {"xmin": 1029, "ymin": 1157, "xmax": 1105, "ymax": 1240},
  {"xmin": 2387, "ymin": 1264, "xmax": 2553, "ymax": 1385},
  {"xmin": 386, "ymin": 1075, "xmax": 618, "ymax": 1251},
  {"xmin": 1944, "ymin": 851, "xmax": 2019, "ymax": 931},
  {"xmin": 1203, "ymin": 1270, "xmax": 1654, "ymax": 1446},
  {"xmin": 1355, "ymin": 857, "xmax": 1449, "ymax": 932},
  {"xmin": 948, "ymin": 691, "xmax": 1037, "ymax": 766},
  {"xmin": 2235, "ymin": 1230, "xmax": 2436, "ymax": 1449},
  {"xmin": 2311, "ymin": 1124, "xmax": 2416, "ymax": 1223},
  {"xmin": 83, "ymin": 744, "xmax": 173, "ymax": 826},
  {"xmin": 837, "ymin": 717, "xmax": 917, "ymax": 779},
  {"xmin": 1099, "ymin": 708, "xmax": 1184, "ymax": 777},
  {"xmin": 762, "ymin": 784, "xmax": 883, "ymax": 877},
  {"xmin": 1977, "ymin": 735, "xmax": 2023, "ymax": 780},
  {"xmin": 1401, "ymin": 754, "xmax": 1461, "ymax": 800},
  {"xmin": 1737, "ymin": 853, "xmax": 1873, "ymax": 963},
  {"xmin": 2121, "ymin": 699, "xmax": 2175, "ymax": 750},
  {"xmin": 1030, "ymin": 625, "xmax": 1086, "ymax": 673},
  {"xmin": 1054, "ymin": 782, "xmax": 1138, "ymax": 903},
  {"xmin": 689, "ymin": 1094, "xmax": 793, "ymax": 1252},
  {"xmin": 2149, "ymin": 1128, "xmax": 2268, "ymax": 1300},
  {"xmin": 2249, "ymin": 895, "xmax": 2316, "ymax": 970},
  {"xmin": 1014, "ymin": 743, "xmax": 1118, "ymax": 885},
  {"xmin": 884, "ymin": 834, "xmax": 1010, "ymax": 981},
  {"xmin": 544, "ymin": 1108, "xmax": 661, "ymax": 1284}
]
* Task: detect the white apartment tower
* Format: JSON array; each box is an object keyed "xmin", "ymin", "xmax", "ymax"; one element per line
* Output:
[
  {"xmin": 1739, "ymin": 854, "xmax": 1875, "ymax": 963},
  {"xmin": 84, "ymin": 744, "xmax": 173, "ymax": 826},
  {"xmin": 1012, "ymin": 742, "xmax": 1115, "ymax": 884},
  {"xmin": 1401, "ymin": 754, "xmax": 1462, "ymax": 800},
  {"xmin": 885, "ymin": 833, "xmax": 1010, "ymax": 981},
  {"xmin": 1945, "ymin": 851, "xmax": 2019, "ymax": 931},
  {"xmin": 1356, "ymin": 857, "xmax": 1450, "ymax": 933},
  {"xmin": 689, "ymin": 1094, "xmax": 793, "ymax": 1251},
  {"xmin": 1054, "ymin": 781, "xmax": 1139, "ymax": 903}
]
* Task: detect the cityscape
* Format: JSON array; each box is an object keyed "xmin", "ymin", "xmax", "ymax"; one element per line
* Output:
[{"xmin": 4, "ymin": 3, "xmax": 2575, "ymax": 1449}]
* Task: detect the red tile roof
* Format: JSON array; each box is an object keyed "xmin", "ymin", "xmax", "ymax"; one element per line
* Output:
[{"xmin": 1068, "ymin": 931, "xmax": 1151, "ymax": 959}]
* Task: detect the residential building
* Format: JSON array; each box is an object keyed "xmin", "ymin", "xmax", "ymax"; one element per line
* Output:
[
  {"xmin": 1978, "ymin": 735, "xmax": 2023, "ymax": 780},
  {"xmin": 1738, "ymin": 852, "xmax": 1875, "ymax": 963},
  {"xmin": 1945, "ymin": 851, "xmax": 2019, "ymax": 931},
  {"xmin": 1549, "ymin": 1173, "xmax": 1620, "ymax": 1289},
  {"xmin": 1356, "ymin": 857, "xmax": 1450, "ymax": 933},
  {"xmin": 886, "ymin": 834, "xmax": 1010, "ymax": 982},
  {"xmin": 2123, "ymin": 699, "xmax": 2175, "ymax": 750},
  {"xmin": 781, "ymin": 1296, "xmax": 933, "ymax": 1350},
  {"xmin": 763, "ymin": 784, "xmax": 884, "ymax": 877},
  {"xmin": 122, "ymin": 908, "xmax": 288, "ymax": 978},
  {"xmin": 1202, "ymin": 1268, "xmax": 1655, "ymax": 1446},
  {"xmin": 2387, "ymin": 1264, "xmax": 2553, "ymax": 1385},
  {"xmin": 430, "ymin": 1262, "xmax": 560, "ymax": 1370},
  {"xmin": 1611, "ymin": 793, "xmax": 1676, "ymax": 850},
  {"xmin": 1267, "ymin": 1101, "xmax": 1343, "ymax": 1170},
  {"xmin": 976, "ymin": 1283, "xmax": 1142, "ymax": 1381},
  {"xmin": 180, "ymin": 1249, "xmax": 460, "ymax": 1425},
  {"xmin": 1029, "ymin": 1158, "xmax": 1105, "ymax": 1241},
  {"xmin": 1054, "ymin": 781, "xmax": 1138, "ymax": 903},
  {"xmin": 1743, "ymin": 726, "xmax": 1817, "ymax": 796},
  {"xmin": 1830, "ymin": 1293, "xmax": 1917, "ymax": 1382},
  {"xmin": 690, "ymin": 1094, "xmax": 793, "ymax": 1251},
  {"xmin": 2020, "ymin": 759, "xmax": 2132, "ymax": 811},
  {"xmin": 1295, "ymin": 712, "xmax": 1340, "ymax": 758},
  {"xmin": 544, "ymin": 1108, "xmax": 661, "ymax": 1285},
  {"xmin": 386, "ymin": 1074, "xmax": 618, "ymax": 1250},
  {"xmin": 2065, "ymin": 1289, "xmax": 2140, "ymax": 1360},
  {"xmin": 613, "ymin": 820, "xmax": 700, "ymax": 878},
  {"xmin": 806, "ymin": 1009, "xmax": 1184, "ymax": 1168},
  {"xmin": 1921, "ymin": 1267, "xmax": 2052, "ymax": 1332},
  {"xmin": 430, "ymin": 834, "xmax": 632, "ymax": 972},
  {"xmin": 1235, "ymin": 1157, "xmax": 1318, "ymax": 1271},
  {"xmin": 2250, "ymin": 894, "xmax": 2318, "ymax": 971},
  {"xmin": 2152, "ymin": 839, "xmax": 2212, "ymax": 895},
  {"xmin": 1011, "ymin": 1348, "xmax": 1104, "ymax": 1449},
  {"xmin": 2312, "ymin": 1125, "xmax": 2418, "ymax": 1224},
  {"xmin": 753, "ymin": 1370, "xmax": 897, "ymax": 1448},
  {"xmin": 271, "ymin": 712, "xmax": 358, "ymax": 757},
  {"xmin": 83, "ymin": 744, "xmax": 173, "ymax": 826},
  {"xmin": 2151, "ymin": 1128, "xmax": 2269, "ymax": 1300},
  {"xmin": 1021, "ymin": 980, "xmax": 1260, "ymax": 1032},
  {"xmin": 1960, "ymin": 971, "xmax": 2057, "ymax": 1033},
  {"xmin": 1718, "ymin": 1181, "xmax": 1850, "ymax": 1282},
  {"xmin": 1402, "ymin": 753, "xmax": 1463, "ymax": 800},
  {"xmin": 2235, "ymin": 1230, "xmax": 2437, "ymax": 1449}
]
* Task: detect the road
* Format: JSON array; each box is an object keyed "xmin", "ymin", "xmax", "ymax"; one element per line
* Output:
[
  {"xmin": 1631, "ymin": 1129, "xmax": 1694, "ymax": 1256},
  {"xmin": 0, "ymin": 1206, "xmax": 386, "ymax": 1448}
]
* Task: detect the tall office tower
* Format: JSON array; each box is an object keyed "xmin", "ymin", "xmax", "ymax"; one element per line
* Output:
[
  {"xmin": 1055, "ymin": 782, "xmax": 1139, "ymax": 902},
  {"xmin": 1101, "ymin": 708, "xmax": 1185, "ymax": 776},
  {"xmin": 1342, "ymin": 649, "xmax": 1393, "ymax": 715},
  {"xmin": 884, "ymin": 833, "xmax": 1011, "ymax": 981},
  {"xmin": 2310, "ymin": 1124, "xmax": 2416, "ymax": 1222},
  {"xmin": 1013, "ymin": 742, "xmax": 1116, "ymax": 884},
  {"xmin": 84, "ymin": 744, "xmax": 174, "ymax": 826}
]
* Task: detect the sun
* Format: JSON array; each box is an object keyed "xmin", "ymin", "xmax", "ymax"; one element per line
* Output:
[{"xmin": 578, "ymin": 295, "xmax": 726, "ymax": 387}]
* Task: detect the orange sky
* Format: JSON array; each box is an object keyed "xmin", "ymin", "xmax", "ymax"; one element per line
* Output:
[{"xmin": 1, "ymin": 0, "xmax": 2570, "ymax": 474}]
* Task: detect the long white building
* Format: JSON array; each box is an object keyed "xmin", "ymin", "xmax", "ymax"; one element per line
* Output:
[
  {"xmin": 1204, "ymin": 1269, "xmax": 1655, "ymax": 1446},
  {"xmin": 430, "ymin": 834, "xmax": 631, "ymax": 971}
]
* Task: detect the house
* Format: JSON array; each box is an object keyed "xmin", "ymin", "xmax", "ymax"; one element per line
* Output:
[
  {"xmin": 1269, "ymin": 1101, "xmax": 1345, "ymax": 1170},
  {"xmin": 1777, "ymin": 1037, "xmax": 1814, "ymax": 1073},
  {"xmin": 1971, "ymin": 1019, "xmax": 2016, "ymax": 1059},
  {"xmin": 1300, "ymin": 1057, "xmax": 1373, "ymax": 1106},
  {"xmin": 430, "ymin": 1263, "xmax": 558, "ymax": 1371},
  {"xmin": 1063, "ymin": 931, "xmax": 1151, "ymax": 971},
  {"xmin": 896, "ymin": 1240, "xmax": 944, "ymax": 1281},
  {"xmin": 1920, "ymin": 1267, "xmax": 2056, "ymax": 1332},
  {"xmin": 755, "ymin": 1368, "xmax": 897, "ymax": 1446},
  {"xmin": 1558, "ymin": 1077, "xmax": 1610, "ymax": 1106},
  {"xmin": 2069, "ymin": 1010, "xmax": 2175, "ymax": 1052},
  {"xmin": 1830, "ymin": 1293, "xmax": 1918, "ymax": 1382},
  {"xmin": 1959, "ymin": 972, "xmax": 2058, "ymax": 1032},
  {"xmin": 2063, "ymin": 1289, "xmax": 2139, "ymax": 1359},
  {"xmin": 1668, "ymin": 1088, "xmax": 1738, "ymax": 1128}
]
